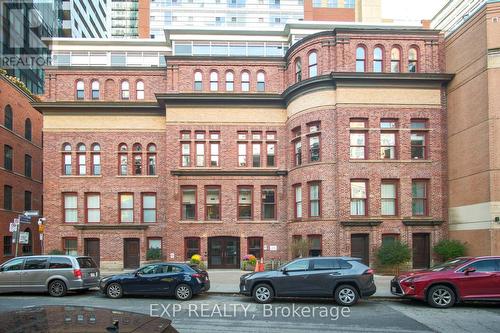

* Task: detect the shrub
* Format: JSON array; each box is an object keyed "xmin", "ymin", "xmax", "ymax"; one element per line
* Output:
[
  {"xmin": 146, "ymin": 248, "xmax": 162, "ymax": 261},
  {"xmin": 376, "ymin": 241, "xmax": 411, "ymax": 274},
  {"xmin": 190, "ymin": 254, "xmax": 202, "ymax": 264},
  {"xmin": 291, "ymin": 238, "xmax": 309, "ymax": 258},
  {"xmin": 48, "ymin": 249, "xmax": 64, "ymax": 255},
  {"xmin": 242, "ymin": 254, "xmax": 257, "ymax": 266},
  {"xmin": 433, "ymin": 239, "xmax": 467, "ymax": 261}
]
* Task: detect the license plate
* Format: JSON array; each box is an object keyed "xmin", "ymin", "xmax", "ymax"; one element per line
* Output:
[
  {"xmin": 391, "ymin": 286, "xmax": 396, "ymax": 292},
  {"xmin": 90, "ymin": 272, "xmax": 97, "ymax": 277}
]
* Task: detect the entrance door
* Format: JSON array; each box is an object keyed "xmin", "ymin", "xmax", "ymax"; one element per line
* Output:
[
  {"xmin": 208, "ymin": 237, "xmax": 240, "ymax": 268},
  {"xmin": 84, "ymin": 238, "xmax": 100, "ymax": 267},
  {"xmin": 351, "ymin": 234, "xmax": 369, "ymax": 265},
  {"xmin": 124, "ymin": 238, "xmax": 140, "ymax": 269},
  {"xmin": 412, "ymin": 233, "xmax": 430, "ymax": 269}
]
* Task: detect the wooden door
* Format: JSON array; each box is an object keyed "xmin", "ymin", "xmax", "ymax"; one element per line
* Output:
[
  {"xmin": 351, "ymin": 234, "xmax": 369, "ymax": 266},
  {"xmin": 123, "ymin": 238, "xmax": 140, "ymax": 269},
  {"xmin": 412, "ymin": 233, "xmax": 430, "ymax": 269},
  {"xmin": 84, "ymin": 238, "xmax": 100, "ymax": 267}
]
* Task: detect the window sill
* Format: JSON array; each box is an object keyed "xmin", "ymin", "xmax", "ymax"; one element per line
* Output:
[
  {"xmin": 60, "ymin": 175, "xmax": 103, "ymax": 178},
  {"xmin": 179, "ymin": 220, "xmax": 223, "ymax": 224},
  {"xmin": 349, "ymin": 159, "xmax": 432, "ymax": 163},
  {"xmin": 236, "ymin": 220, "xmax": 279, "ymax": 224},
  {"xmin": 115, "ymin": 175, "xmax": 159, "ymax": 178}
]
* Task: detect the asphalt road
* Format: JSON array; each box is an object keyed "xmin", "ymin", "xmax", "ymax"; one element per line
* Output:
[{"xmin": 0, "ymin": 291, "xmax": 500, "ymax": 332}]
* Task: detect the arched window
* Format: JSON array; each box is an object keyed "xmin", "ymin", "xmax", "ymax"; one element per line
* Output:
[
  {"xmin": 133, "ymin": 143, "xmax": 142, "ymax": 152},
  {"xmin": 121, "ymin": 80, "xmax": 130, "ymax": 100},
  {"xmin": 241, "ymin": 72, "xmax": 250, "ymax": 92},
  {"xmin": 308, "ymin": 52, "xmax": 317, "ymax": 78},
  {"xmin": 136, "ymin": 81, "xmax": 144, "ymax": 99},
  {"xmin": 210, "ymin": 71, "xmax": 218, "ymax": 91},
  {"xmin": 118, "ymin": 143, "xmax": 128, "ymax": 175},
  {"xmin": 257, "ymin": 71, "xmax": 265, "ymax": 92},
  {"xmin": 22, "ymin": 228, "xmax": 32, "ymax": 254},
  {"xmin": 133, "ymin": 143, "xmax": 142, "ymax": 175},
  {"xmin": 24, "ymin": 118, "xmax": 32, "ymax": 141},
  {"xmin": 91, "ymin": 80, "xmax": 99, "ymax": 100},
  {"xmin": 356, "ymin": 46, "xmax": 366, "ymax": 72},
  {"xmin": 295, "ymin": 58, "xmax": 302, "ymax": 82},
  {"xmin": 408, "ymin": 47, "xmax": 418, "ymax": 73},
  {"xmin": 119, "ymin": 143, "xmax": 128, "ymax": 151},
  {"xmin": 76, "ymin": 80, "xmax": 84, "ymax": 100},
  {"xmin": 91, "ymin": 143, "xmax": 101, "ymax": 175},
  {"xmin": 4, "ymin": 105, "xmax": 13, "ymax": 130},
  {"xmin": 225, "ymin": 72, "xmax": 234, "ymax": 91},
  {"xmin": 62, "ymin": 143, "xmax": 72, "ymax": 175},
  {"xmin": 77, "ymin": 143, "xmax": 86, "ymax": 175},
  {"xmin": 391, "ymin": 47, "xmax": 401, "ymax": 73},
  {"xmin": 147, "ymin": 143, "xmax": 157, "ymax": 175},
  {"xmin": 194, "ymin": 71, "xmax": 203, "ymax": 91},
  {"xmin": 373, "ymin": 47, "xmax": 383, "ymax": 73}
]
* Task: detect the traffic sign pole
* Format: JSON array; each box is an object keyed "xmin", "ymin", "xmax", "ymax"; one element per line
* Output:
[{"xmin": 14, "ymin": 221, "xmax": 20, "ymax": 257}]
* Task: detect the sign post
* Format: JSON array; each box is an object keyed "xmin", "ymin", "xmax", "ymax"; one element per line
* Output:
[{"xmin": 13, "ymin": 218, "xmax": 20, "ymax": 257}]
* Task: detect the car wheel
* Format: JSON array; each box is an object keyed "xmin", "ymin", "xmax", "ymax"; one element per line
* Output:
[
  {"xmin": 106, "ymin": 283, "xmax": 123, "ymax": 299},
  {"xmin": 427, "ymin": 285, "xmax": 456, "ymax": 308},
  {"xmin": 252, "ymin": 283, "xmax": 274, "ymax": 304},
  {"xmin": 48, "ymin": 280, "xmax": 67, "ymax": 297},
  {"xmin": 175, "ymin": 284, "xmax": 193, "ymax": 301},
  {"xmin": 334, "ymin": 285, "xmax": 359, "ymax": 306}
]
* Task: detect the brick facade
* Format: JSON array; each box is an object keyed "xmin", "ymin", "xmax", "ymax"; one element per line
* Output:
[
  {"xmin": 38, "ymin": 27, "xmax": 450, "ymax": 270},
  {"xmin": 0, "ymin": 75, "xmax": 43, "ymax": 263}
]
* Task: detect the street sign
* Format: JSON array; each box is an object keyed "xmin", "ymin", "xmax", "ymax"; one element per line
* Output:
[
  {"xmin": 19, "ymin": 232, "xmax": 29, "ymax": 244},
  {"xmin": 19, "ymin": 215, "xmax": 32, "ymax": 223},
  {"xmin": 13, "ymin": 218, "xmax": 19, "ymax": 225},
  {"xmin": 24, "ymin": 210, "xmax": 39, "ymax": 217},
  {"xmin": 9, "ymin": 223, "xmax": 17, "ymax": 232}
]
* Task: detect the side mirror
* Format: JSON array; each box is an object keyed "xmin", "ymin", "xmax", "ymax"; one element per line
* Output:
[
  {"xmin": 281, "ymin": 267, "xmax": 288, "ymax": 274},
  {"xmin": 464, "ymin": 267, "xmax": 476, "ymax": 275}
]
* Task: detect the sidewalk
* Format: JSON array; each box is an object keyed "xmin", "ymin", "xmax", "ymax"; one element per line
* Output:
[{"xmin": 206, "ymin": 269, "xmax": 395, "ymax": 298}]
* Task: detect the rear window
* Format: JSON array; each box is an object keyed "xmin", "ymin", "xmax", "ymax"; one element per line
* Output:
[
  {"xmin": 49, "ymin": 257, "xmax": 73, "ymax": 269},
  {"xmin": 339, "ymin": 260, "xmax": 353, "ymax": 269},
  {"xmin": 76, "ymin": 257, "xmax": 97, "ymax": 269}
]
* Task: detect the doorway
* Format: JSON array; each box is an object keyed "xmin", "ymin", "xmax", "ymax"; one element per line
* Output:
[
  {"xmin": 208, "ymin": 237, "xmax": 240, "ymax": 268},
  {"xmin": 84, "ymin": 238, "xmax": 100, "ymax": 267},
  {"xmin": 351, "ymin": 234, "xmax": 370, "ymax": 266},
  {"xmin": 412, "ymin": 233, "xmax": 430, "ymax": 269},
  {"xmin": 123, "ymin": 238, "xmax": 140, "ymax": 269}
]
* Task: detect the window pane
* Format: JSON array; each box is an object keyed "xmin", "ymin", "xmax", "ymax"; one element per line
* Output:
[
  {"xmin": 65, "ymin": 195, "xmax": 77, "ymax": 208},
  {"xmin": 143, "ymin": 195, "xmax": 156, "ymax": 208},
  {"xmin": 351, "ymin": 182, "xmax": 366, "ymax": 198},
  {"xmin": 87, "ymin": 210, "xmax": 100, "ymax": 222},
  {"xmin": 149, "ymin": 239, "xmax": 161, "ymax": 249},
  {"xmin": 87, "ymin": 195, "xmax": 99, "ymax": 208},
  {"xmin": 144, "ymin": 210, "xmax": 156, "ymax": 223},
  {"xmin": 121, "ymin": 194, "xmax": 133, "ymax": 208}
]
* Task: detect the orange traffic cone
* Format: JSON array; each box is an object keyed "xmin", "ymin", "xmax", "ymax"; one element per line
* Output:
[{"xmin": 254, "ymin": 261, "xmax": 260, "ymax": 272}]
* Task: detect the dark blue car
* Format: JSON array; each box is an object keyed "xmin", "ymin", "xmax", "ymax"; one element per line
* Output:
[{"xmin": 99, "ymin": 263, "xmax": 209, "ymax": 300}]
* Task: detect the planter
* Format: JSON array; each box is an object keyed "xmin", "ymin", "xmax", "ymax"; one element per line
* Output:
[{"xmin": 241, "ymin": 261, "xmax": 256, "ymax": 271}]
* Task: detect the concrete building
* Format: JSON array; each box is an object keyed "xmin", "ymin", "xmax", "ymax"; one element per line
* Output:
[
  {"xmin": 0, "ymin": 72, "xmax": 43, "ymax": 263},
  {"xmin": 304, "ymin": 0, "xmax": 381, "ymax": 23},
  {"xmin": 59, "ymin": 0, "xmax": 110, "ymax": 38},
  {"xmin": 36, "ymin": 23, "xmax": 450, "ymax": 270},
  {"xmin": 111, "ymin": 0, "xmax": 150, "ymax": 38},
  {"xmin": 432, "ymin": 0, "xmax": 500, "ymax": 255}
]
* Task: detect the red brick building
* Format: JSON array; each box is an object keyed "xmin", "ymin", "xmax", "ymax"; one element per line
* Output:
[
  {"xmin": 0, "ymin": 73, "xmax": 43, "ymax": 263},
  {"xmin": 37, "ymin": 24, "xmax": 451, "ymax": 270}
]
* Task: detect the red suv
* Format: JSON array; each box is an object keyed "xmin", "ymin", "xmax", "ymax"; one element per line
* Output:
[{"xmin": 391, "ymin": 256, "xmax": 500, "ymax": 308}]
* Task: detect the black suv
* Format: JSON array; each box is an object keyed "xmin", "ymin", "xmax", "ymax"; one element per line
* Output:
[{"xmin": 240, "ymin": 257, "xmax": 376, "ymax": 306}]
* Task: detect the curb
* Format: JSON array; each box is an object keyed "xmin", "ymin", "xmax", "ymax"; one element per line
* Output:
[{"xmin": 205, "ymin": 291, "xmax": 400, "ymax": 300}]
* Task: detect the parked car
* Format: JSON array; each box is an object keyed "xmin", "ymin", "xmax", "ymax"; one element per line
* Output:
[
  {"xmin": 0, "ymin": 255, "xmax": 100, "ymax": 297},
  {"xmin": 240, "ymin": 256, "xmax": 376, "ymax": 306},
  {"xmin": 99, "ymin": 262, "xmax": 210, "ymax": 300},
  {"xmin": 391, "ymin": 256, "xmax": 500, "ymax": 308}
]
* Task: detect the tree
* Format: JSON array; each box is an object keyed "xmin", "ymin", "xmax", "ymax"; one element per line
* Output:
[
  {"xmin": 376, "ymin": 241, "xmax": 411, "ymax": 274},
  {"xmin": 433, "ymin": 239, "xmax": 467, "ymax": 262}
]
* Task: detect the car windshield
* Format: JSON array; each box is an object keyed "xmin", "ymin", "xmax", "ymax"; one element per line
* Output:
[{"xmin": 430, "ymin": 258, "xmax": 470, "ymax": 271}]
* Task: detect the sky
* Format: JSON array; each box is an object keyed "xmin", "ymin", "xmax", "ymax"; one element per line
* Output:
[{"xmin": 382, "ymin": 0, "xmax": 449, "ymax": 23}]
